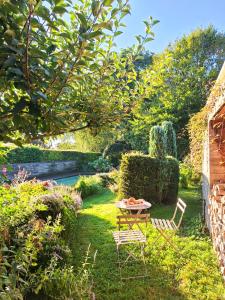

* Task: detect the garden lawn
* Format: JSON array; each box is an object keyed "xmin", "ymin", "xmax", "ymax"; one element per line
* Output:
[{"xmin": 71, "ymin": 188, "xmax": 225, "ymax": 300}]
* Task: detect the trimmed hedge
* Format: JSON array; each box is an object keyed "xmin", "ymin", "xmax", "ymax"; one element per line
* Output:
[
  {"xmin": 0, "ymin": 146, "xmax": 100, "ymax": 170},
  {"xmin": 119, "ymin": 153, "xmax": 179, "ymax": 204}
]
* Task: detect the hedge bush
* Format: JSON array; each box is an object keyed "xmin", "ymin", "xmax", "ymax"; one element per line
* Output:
[
  {"xmin": 119, "ymin": 153, "xmax": 179, "ymax": 204},
  {"xmin": 0, "ymin": 145, "xmax": 100, "ymax": 170}
]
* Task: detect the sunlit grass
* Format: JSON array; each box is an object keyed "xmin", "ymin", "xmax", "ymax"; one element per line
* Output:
[{"xmin": 71, "ymin": 188, "xmax": 224, "ymax": 300}]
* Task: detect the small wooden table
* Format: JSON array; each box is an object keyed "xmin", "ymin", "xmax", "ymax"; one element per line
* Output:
[
  {"xmin": 116, "ymin": 199, "xmax": 152, "ymax": 215},
  {"xmin": 115, "ymin": 199, "xmax": 151, "ymax": 229}
]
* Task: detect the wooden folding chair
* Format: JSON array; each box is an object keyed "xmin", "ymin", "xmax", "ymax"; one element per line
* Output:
[
  {"xmin": 112, "ymin": 214, "xmax": 150, "ymax": 279},
  {"xmin": 151, "ymin": 198, "xmax": 186, "ymax": 250}
]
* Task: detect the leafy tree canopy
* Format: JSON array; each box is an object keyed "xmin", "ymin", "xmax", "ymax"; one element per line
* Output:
[
  {"xmin": 57, "ymin": 129, "xmax": 115, "ymax": 152},
  {"xmin": 0, "ymin": 0, "xmax": 156, "ymax": 144},
  {"xmin": 131, "ymin": 26, "xmax": 225, "ymax": 158}
]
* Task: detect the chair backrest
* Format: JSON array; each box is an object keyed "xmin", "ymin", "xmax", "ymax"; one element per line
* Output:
[
  {"xmin": 171, "ymin": 198, "xmax": 186, "ymax": 229},
  {"xmin": 117, "ymin": 214, "xmax": 150, "ymax": 230}
]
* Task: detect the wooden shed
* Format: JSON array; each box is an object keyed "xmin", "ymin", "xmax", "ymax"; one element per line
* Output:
[{"xmin": 202, "ymin": 61, "xmax": 225, "ymax": 278}]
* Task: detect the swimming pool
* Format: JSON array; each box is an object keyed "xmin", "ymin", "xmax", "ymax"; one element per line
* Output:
[{"xmin": 55, "ymin": 175, "xmax": 80, "ymax": 186}]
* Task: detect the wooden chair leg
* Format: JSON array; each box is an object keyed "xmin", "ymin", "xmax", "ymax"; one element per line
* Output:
[
  {"xmin": 116, "ymin": 242, "xmax": 149, "ymax": 280},
  {"xmin": 157, "ymin": 229, "xmax": 179, "ymax": 252}
]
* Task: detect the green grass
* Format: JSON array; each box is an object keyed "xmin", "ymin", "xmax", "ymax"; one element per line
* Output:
[{"xmin": 71, "ymin": 188, "xmax": 225, "ymax": 300}]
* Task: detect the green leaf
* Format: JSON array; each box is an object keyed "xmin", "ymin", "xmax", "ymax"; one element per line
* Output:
[
  {"xmin": 47, "ymin": 44, "xmax": 57, "ymax": 54},
  {"xmin": 135, "ymin": 35, "xmax": 141, "ymax": 43},
  {"xmin": 4, "ymin": 29, "xmax": 16, "ymax": 39},
  {"xmin": 37, "ymin": 5, "xmax": 51, "ymax": 22},
  {"xmin": 13, "ymin": 97, "xmax": 28, "ymax": 114},
  {"xmin": 9, "ymin": 67, "xmax": 23, "ymax": 76},
  {"xmin": 152, "ymin": 19, "xmax": 160, "ymax": 26},
  {"xmin": 31, "ymin": 18, "xmax": 40, "ymax": 28},
  {"xmin": 53, "ymin": 6, "xmax": 68, "ymax": 14},
  {"xmin": 84, "ymin": 30, "xmax": 103, "ymax": 39},
  {"xmin": 103, "ymin": 0, "xmax": 114, "ymax": 6},
  {"xmin": 111, "ymin": 8, "xmax": 119, "ymax": 17},
  {"xmin": 91, "ymin": 0, "xmax": 101, "ymax": 17},
  {"xmin": 3, "ymin": 55, "xmax": 16, "ymax": 68},
  {"xmin": 114, "ymin": 31, "xmax": 123, "ymax": 37},
  {"xmin": 36, "ymin": 91, "xmax": 47, "ymax": 100},
  {"xmin": 60, "ymin": 32, "xmax": 71, "ymax": 39},
  {"xmin": 145, "ymin": 37, "xmax": 154, "ymax": 43},
  {"xmin": 76, "ymin": 12, "xmax": 88, "ymax": 27},
  {"xmin": 94, "ymin": 21, "xmax": 113, "ymax": 31}
]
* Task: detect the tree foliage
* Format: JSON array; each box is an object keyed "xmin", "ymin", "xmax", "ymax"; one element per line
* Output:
[
  {"xmin": 149, "ymin": 125, "xmax": 166, "ymax": 159},
  {"xmin": 0, "ymin": 0, "xmax": 155, "ymax": 144},
  {"xmin": 73, "ymin": 129, "xmax": 115, "ymax": 152},
  {"xmin": 162, "ymin": 121, "xmax": 177, "ymax": 158},
  {"xmin": 131, "ymin": 26, "xmax": 225, "ymax": 157},
  {"xmin": 103, "ymin": 140, "xmax": 131, "ymax": 166}
]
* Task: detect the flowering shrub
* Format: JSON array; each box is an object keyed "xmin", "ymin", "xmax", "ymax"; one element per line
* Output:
[
  {"xmin": 0, "ymin": 181, "xmax": 83, "ymax": 298},
  {"xmin": 11, "ymin": 166, "xmax": 31, "ymax": 186}
]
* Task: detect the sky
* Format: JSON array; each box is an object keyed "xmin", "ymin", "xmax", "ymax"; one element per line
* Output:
[{"xmin": 115, "ymin": 0, "xmax": 225, "ymax": 53}]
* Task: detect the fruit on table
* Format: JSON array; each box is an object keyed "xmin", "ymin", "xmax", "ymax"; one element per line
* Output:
[{"xmin": 123, "ymin": 197, "xmax": 144, "ymax": 205}]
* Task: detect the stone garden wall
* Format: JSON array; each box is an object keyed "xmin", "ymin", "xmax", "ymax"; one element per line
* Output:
[{"xmin": 9, "ymin": 161, "xmax": 79, "ymax": 179}]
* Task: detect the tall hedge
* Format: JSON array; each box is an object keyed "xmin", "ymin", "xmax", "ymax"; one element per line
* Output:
[
  {"xmin": 119, "ymin": 153, "xmax": 179, "ymax": 204},
  {"xmin": 0, "ymin": 146, "xmax": 100, "ymax": 170},
  {"xmin": 149, "ymin": 126, "xmax": 166, "ymax": 159},
  {"xmin": 162, "ymin": 121, "xmax": 177, "ymax": 158}
]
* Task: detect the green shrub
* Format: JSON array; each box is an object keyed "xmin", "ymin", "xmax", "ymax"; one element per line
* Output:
[
  {"xmin": 103, "ymin": 140, "xmax": 132, "ymax": 166},
  {"xmin": 149, "ymin": 126, "xmax": 166, "ymax": 158},
  {"xmin": 119, "ymin": 153, "xmax": 179, "ymax": 204},
  {"xmin": 0, "ymin": 181, "xmax": 81, "ymax": 299},
  {"xmin": 179, "ymin": 161, "xmax": 201, "ymax": 188},
  {"xmin": 75, "ymin": 175, "xmax": 104, "ymax": 198},
  {"xmin": 42, "ymin": 250, "xmax": 95, "ymax": 299},
  {"xmin": 89, "ymin": 156, "xmax": 113, "ymax": 172},
  {"xmin": 179, "ymin": 162, "xmax": 190, "ymax": 188},
  {"xmin": 162, "ymin": 121, "xmax": 177, "ymax": 158}
]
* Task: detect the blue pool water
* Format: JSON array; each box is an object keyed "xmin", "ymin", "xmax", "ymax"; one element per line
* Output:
[{"xmin": 55, "ymin": 175, "xmax": 80, "ymax": 186}]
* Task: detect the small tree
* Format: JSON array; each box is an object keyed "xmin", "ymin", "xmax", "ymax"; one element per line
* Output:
[
  {"xmin": 162, "ymin": 121, "xmax": 177, "ymax": 158},
  {"xmin": 0, "ymin": 1, "xmax": 157, "ymax": 144},
  {"xmin": 103, "ymin": 140, "xmax": 132, "ymax": 167},
  {"xmin": 149, "ymin": 126, "xmax": 166, "ymax": 159}
]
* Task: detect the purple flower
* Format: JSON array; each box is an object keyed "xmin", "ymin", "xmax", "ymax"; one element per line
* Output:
[{"xmin": 2, "ymin": 166, "xmax": 7, "ymax": 176}]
